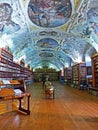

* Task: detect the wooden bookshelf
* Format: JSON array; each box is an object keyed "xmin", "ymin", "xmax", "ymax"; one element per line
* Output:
[
  {"xmin": 72, "ymin": 62, "xmax": 87, "ymax": 89},
  {"xmin": 91, "ymin": 53, "xmax": 98, "ymax": 88},
  {"xmin": 64, "ymin": 67, "xmax": 72, "ymax": 85},
  {"xmin": 86, "ymin": 66, "xmax": 92, "ymax": 87},
  {"xmin": 0, "ymin": 48, "xmax": 33, "ymax": 84}
]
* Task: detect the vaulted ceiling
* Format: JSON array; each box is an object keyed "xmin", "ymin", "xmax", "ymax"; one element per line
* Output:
[{"xmin": 0, "ymin": 0, "xmax": 98, "ymax": 70}]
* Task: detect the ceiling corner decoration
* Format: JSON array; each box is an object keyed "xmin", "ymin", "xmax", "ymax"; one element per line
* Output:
[{"xmin": 28, "ymin": 0, "xmax": 72, "ymax": 28}]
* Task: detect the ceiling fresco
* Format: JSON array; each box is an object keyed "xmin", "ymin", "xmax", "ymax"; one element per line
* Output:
[
  {"xmin": 87, "ymin": 8, "xmax": 98, "ymax": 36},
  {"xmin": 0, "ymin": 0, "xmax": 98, "ymax": 70},
  {"xmin": 36, "ymin": 38, "xmax": 58, "ymax": 48},
  {"xmin": 28, "ymin": 0, "xmax": 72, "ymax": 28},
  {"xmin": 0, "ymin": 3, "xmax": 20, "ymax": 34}
]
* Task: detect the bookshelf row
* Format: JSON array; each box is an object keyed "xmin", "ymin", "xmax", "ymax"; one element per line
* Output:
[
  {"xmin": 64, "ymin": 52, "xmax": 98, "ymax": 90},
  {"xmin": 64, "ymin": 62, "xmax": 92, "ymax": 89},
  {"xmin": 91, "ymin": 53, "xmax": 98, "ymax": 88},
  {"xmin": 0, "ymin": 48, "xmax": 33, "ymax": 84}
]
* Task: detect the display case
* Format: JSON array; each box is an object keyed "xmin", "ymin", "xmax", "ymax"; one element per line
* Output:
[{"xmin": 72, "ymin": 62, "xmax": 87, "ymax": 89}]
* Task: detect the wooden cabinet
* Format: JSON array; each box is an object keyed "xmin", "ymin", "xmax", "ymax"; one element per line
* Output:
[
  {"xmin": 91, "ymin": 53, "xmax": 98, "ymax": 88},
  {"xmin": 72, "ymin": 62, "xmax": 87, "ymax": 89}
]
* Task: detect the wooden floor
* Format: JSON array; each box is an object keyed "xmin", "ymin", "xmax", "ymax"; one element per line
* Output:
[{"xmin": 0, "ymin": 82, "xmax": 98, "ymax": 130}]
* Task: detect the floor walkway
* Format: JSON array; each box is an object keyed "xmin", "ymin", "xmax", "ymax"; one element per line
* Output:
[{"xmin": 0, "ymin": 82, "xmax": 98, "ymax": 130}]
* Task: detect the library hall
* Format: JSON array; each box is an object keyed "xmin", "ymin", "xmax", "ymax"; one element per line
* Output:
[{"xmin": 0, "ymin": 0, "xmax": 98, "ymax": 130}]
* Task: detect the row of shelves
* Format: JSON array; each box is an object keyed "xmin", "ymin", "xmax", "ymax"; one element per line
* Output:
[
  {"xmin": 64, "ymin": 62, "xmax": 92, "ymax": 89},
  {"xmin": 64, "ymin": 52, "xmax": 98, "ymax": 89},
  {"xmin": 0, "ymin": 48, "xmax": 13, "ymax": 61},
  {"xmin": 91, "ymin": 53, "xmax": 98, "ymax": 88},
  {"xmin": 0, "ymin": 48, "xmax": 33, "ymax": 84}
]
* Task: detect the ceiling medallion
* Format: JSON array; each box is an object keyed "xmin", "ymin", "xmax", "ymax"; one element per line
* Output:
[{"xmin": 28, "ymin": 0, "xmax": 72, "ymax": 28}]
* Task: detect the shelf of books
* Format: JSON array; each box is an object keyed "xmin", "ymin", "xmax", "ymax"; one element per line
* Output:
[
  {"xmin": 0, "ymin": 48, "xmax": 33, "ymax": 85},
  {"xmin": 64, "ymin": 67, "xmax": 72, "ymax": 85},
  {"xmin": 72, "ymin": 62, "xmax": 87, "ymax": 89},
  {"xmin": 86, "ymin": 66, "xmax": 92, "ymax": 87},
  {"xmin": 91, "ymin": 53, "xmax": 98, "ymax": 88}
]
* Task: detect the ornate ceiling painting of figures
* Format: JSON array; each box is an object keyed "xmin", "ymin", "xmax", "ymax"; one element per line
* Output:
[
  {"xmin": 0, "ymin": 3, "xmax": 20, "ymax": 34},
  {"xmin": 37, "ymin": 38, "xmax": 58, "ymax": 48},
  {"xmin": 28, "ymin": 0, "xmax": 72, "ymax": 28}
]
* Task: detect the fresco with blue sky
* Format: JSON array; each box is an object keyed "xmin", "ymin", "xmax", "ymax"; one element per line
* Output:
[
  {"xmin": 28, "ymin": 0, "xmax": 72, "ymax": 28},
  {"xmin": 37, "ymin": 38, "xmax": 58, "ymax": 48}
]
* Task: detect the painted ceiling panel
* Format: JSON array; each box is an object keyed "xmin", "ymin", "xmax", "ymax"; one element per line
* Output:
[
  {"xmin": 0, "ymin": 0, "xmax": 98, "ymax": 70},
  {"xmin": 28, "ymin": 0, "xmax": 72, "ymax": 28}
]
